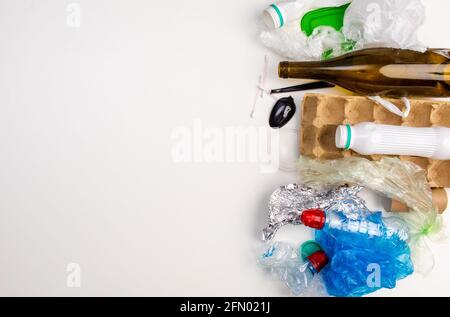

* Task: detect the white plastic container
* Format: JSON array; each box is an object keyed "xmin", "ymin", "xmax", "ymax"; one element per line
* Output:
[
  {"xmin": 262, "ymin": 1, "xmax": 304, "ymax": 29},
  {"xmin": 335, "ymin": 122, "xmax": 450, "ymax": 160}
]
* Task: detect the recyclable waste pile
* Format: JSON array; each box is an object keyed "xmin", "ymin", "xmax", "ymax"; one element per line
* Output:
[{"xmin": 254, "ymin": 0, "xmax": 448, "ymax": 297}]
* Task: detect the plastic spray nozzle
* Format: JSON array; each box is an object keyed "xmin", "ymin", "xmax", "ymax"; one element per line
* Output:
[{"xmin": 300, "ymin": 209, "xmax": 326, "ymax": 229}]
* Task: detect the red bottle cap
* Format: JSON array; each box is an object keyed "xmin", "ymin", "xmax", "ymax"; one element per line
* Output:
[
  {"xmin": 300, "ymin": 209, "xmax": 326, "ymax": 229},
  {"xmin": 307, "ymin": 250, "xmax": 329, "ymax": 273}
]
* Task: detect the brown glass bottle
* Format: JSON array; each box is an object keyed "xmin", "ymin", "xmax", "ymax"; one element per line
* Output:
[{"xmin": 278, "ymin": 48, "xmax": 450, "ymax": 97}]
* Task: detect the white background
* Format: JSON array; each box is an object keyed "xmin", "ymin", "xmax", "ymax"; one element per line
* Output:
[{"xmin": 0, "ymin": 0, "xmax": 449, "ymax": 296}]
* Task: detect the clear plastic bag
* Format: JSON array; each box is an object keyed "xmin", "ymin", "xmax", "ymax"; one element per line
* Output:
[
  {"xmin": 257, "ymin": 242, "xmax": 329, "ymax": 297},
  {"xmin": 298, "ymin": 156, "xmax": 447, "ymax": 275},
  {"xmin": 260, "ymin": 0, "xmax": 426, "ymax": 60},
  {"xmin": 260, "ymin": 23, "xmax": 348, "ymax": 60},
  {"xmin": 343, "ymin": 0, "xmax": 426, "ymax": 52}
]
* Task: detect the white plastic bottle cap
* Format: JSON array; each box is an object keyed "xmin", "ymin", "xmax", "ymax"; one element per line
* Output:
[
  {"xmin": 335, "ymin": 124, "xmax": 352, "ymax": 150},
  {"xmin": 263, "ymin": 4, "xmax": 284, "ymax": 29}
]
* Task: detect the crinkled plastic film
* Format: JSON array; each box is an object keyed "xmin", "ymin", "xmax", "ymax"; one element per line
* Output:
[
  {"xmin": 343, "ymin": 0, "xmax": 426, "ymax": 52},
  {"xmin": 260, "ymin": 24, "xmax": 348, "ymax": 60},
  {"xmin": 315, "ymin": 211, "xmax": 414, "ymax": 297},
  {"xmin": 297, "ymin": 156, "xmax": 446, "ymax": 274},
  {"xmin": 257, "ymin": 242, "xmax": 329, "ymax": 297}
]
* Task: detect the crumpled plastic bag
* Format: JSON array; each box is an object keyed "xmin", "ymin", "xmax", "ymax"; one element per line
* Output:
[
  {"xmin": 321, "ymin": 247, "xmax": 413, "ymax": 297},
  {"xmin": 260, "ymin": 24, "xmax": 349, "ymax": 61},
  {"xmin": 343, "ymin": 0, "xmax": 426, "ymax": 52},
  {"xmin": 315, "ymin": 210, "xmax": 413, "ymax": 297},
  {"xmin": 257, "ymin": 242, "xmax": 329, "ymax": 297},
  {"xmin": 260, "ymin": 0, "xmax": 426, "ymax": 60},
  {"xmin": 297, "ymin": 156, "xmax": 447, "ymax": 275},
  {"xmin": 400, "ymin": 207, "xmax": 447, "ymax": 275},
  {"xmin": 298, "ymin": 156, "xmax": 432, "ymax": 212}
]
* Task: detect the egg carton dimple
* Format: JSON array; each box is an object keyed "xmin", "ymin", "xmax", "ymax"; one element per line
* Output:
[{"xmin": 300, "ymin": 94, "xmax": 450, "ymax": 188}]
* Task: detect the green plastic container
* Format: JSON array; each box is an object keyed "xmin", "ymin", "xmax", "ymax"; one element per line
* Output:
[{"xmin": 301, "ymin": 2, "xmax": 351, "ymax": 36}]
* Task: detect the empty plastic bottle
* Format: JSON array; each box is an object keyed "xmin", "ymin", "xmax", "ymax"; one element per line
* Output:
[
  {"xmin": 300, "ymin": 208, "xmax": 410, "ymax": 242},
  {"xmin": 336, "ymin": 122, "xmax": 450, "ymax": 160},
  {"xmin": 263, "ymin": 1, "xmax": 304, "ymax": 29}
]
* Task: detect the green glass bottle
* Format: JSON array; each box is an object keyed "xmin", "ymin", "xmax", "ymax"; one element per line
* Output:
[{"xmin": 278, "ymin": 48, "xmax": 450, "ymax": 97}]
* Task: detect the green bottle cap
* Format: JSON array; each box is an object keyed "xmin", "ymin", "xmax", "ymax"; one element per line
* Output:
[{"xmin": 300, "ymin": 241, "xmax": 322, "ymax": 261}]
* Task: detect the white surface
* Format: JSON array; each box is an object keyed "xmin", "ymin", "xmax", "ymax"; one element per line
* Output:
[{"xmin": 0, "ymin": 0, "xmax": 449, "ymax": 296}]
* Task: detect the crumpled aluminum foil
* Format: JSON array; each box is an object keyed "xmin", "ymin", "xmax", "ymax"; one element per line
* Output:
[{"xmin": 262, "ymin": 184, "xmax": 369, "ymax": 241}]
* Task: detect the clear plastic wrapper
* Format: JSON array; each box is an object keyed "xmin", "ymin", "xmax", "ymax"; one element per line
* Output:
[
  {"xmin": 298, "ymin": 157, "xmax": 432, "ymax": 212},
  {"xmin": 260, "ymin": 0, "xmax": 425, "ymax": 60},
  {"xmin": 343, "ymin": 0, "xmax": 426, "ymax": 52},
  {"xmin": 257, "ymin": 242, "xmax": 329, "ymax": 297},
  {"xmin": 260, "ymin": 23, "xmax": 348, "ymax": 60},
  {"xmin": 298, "ymin": 156, "xmax": 446, "ymax": 274}
]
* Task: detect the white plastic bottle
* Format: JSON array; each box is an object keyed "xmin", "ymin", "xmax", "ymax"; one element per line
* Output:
[
  {"xmin": 262, "ymin": 1, "xmax": 304, "ymax": 29},
  {"xmin": 335, "ymin": 122, "xmax": 450, "ymax": 160}
]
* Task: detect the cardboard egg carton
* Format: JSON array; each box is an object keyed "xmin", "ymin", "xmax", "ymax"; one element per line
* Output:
[{"xmin": 300, "ymin": 94, "xmax": 450, "ymax": 188}]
